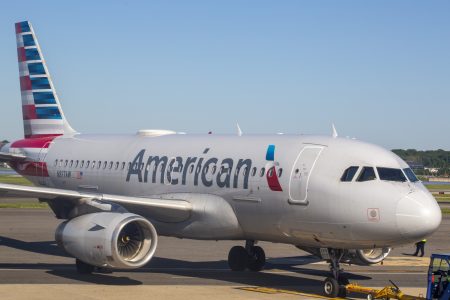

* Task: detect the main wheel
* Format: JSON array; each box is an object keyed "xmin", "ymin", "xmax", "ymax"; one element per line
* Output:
[
  {"xmin": 323, "ymin": 277, "xmax": 340, "ymax": 298},
  {"xmin": 76, "ymin": 259, "xmax": 95, "ymax": 274},
  {"xmin": 247, "ymin": 246, "xmax": 266, "ymax": 272},
  {"xmin": 228, "ymin": 246, "xmax": 248, "ymax": 271}
]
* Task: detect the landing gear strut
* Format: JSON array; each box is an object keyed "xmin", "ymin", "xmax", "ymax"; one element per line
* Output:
[
  {"xmin": 323, "ymin": 249, "xmax": 348, "ymax": 298},
  {"xmin": 228, "ymin": 240, "xmax": 266, "ymax": 272}
]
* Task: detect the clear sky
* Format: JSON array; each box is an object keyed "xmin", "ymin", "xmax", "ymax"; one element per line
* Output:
[{"xmin": 0, "ymin": 1, "xmax": 449, "ymax": 150}]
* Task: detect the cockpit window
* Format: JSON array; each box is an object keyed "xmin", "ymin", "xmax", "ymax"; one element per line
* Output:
[
  {"xmin": 357, "ymin": 167, "xmax": 376, "ymax": 182},
  {"xmin": 403, "ymin": 168, "xmax": 419, "ymax": 182},
  {"xmin": 377, "ymin": 167, "xmax": 407, "ymax": 182},
  {"xmin": 341, "ymin": 166, "xmax": 359, "ymax": 182}
]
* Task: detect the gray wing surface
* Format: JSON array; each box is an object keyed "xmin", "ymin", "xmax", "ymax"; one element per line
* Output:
[{"xmin": 0, "ymin": 183, "xmax": 192, "ymax": 222}]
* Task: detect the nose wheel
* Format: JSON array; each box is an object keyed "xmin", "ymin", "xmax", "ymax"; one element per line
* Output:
[
  {"xmin": 228, "ymin": 240, "xmax": 266, "ymax": 272},
  {"xmin": 322, "ymin": 249, "xmax": 348, "ymax": 298}
]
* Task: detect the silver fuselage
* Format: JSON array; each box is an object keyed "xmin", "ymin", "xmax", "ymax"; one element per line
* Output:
[{"xmin": 18, "ymin": 133, "xmax": 441, "ymax": 249}]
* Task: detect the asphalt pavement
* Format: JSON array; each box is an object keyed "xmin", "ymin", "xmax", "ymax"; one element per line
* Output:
[{"xmin": 0, "ymin": 208, "xmax": 447, "ymax": 300}]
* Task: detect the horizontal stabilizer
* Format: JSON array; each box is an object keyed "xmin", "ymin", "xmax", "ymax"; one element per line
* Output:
[{"xmin": 0, "ymin": 152, "xmax": 27, "ymax": 162}]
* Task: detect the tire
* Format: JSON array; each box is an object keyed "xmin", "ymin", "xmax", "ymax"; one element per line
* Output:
[
  {"xmin": 76, "ymin": 259, "xmax": 95, "ymax": 274},
  {"xmin": 248, "ymin": 246, "xmax": 266, "ymax": 272},
  {"xmin": 323, "ymin": 277, "xmax": 340, "ymax": 298},
  {"xmin": 228, "ymin": 246, "xmax": 248, "ymax": 271}
]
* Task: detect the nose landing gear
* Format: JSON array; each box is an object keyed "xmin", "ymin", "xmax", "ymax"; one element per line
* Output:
[
  {"xmin": 228, "ymin": 240, "xmax": 266, "ymax": 272},
  {"xmin": 323, "ymin": 249, "xmax": 348, "ymax": 298}
]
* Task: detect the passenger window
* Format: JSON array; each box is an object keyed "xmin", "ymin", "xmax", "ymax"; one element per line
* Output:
[
  {"xmin": 268, "ymin": 168, "xmax": 273, "ymax": 177},
  {"xmin": 204, "ymin": 165, "xmax": 209, "ymax": 174},
  {"xmin": 109, "ymin": 161, "xmax": 113, "ymax": 169},
  {"xmin": 54, "ymin": 159, "xmax": 58, "ymax": 167},
  {"xmin": 86, "ymin": 161, "xmax": 90, "ymax": 168},
  {"xmin": 97, "ymin": 161, "xmax": 102, "ymax": 169},
  {"xmin": 251, "ymin": 167, "xmax": 257, "ymax": 177},
  {"xmin": 122, "ymin": 162, "xmax": 125, "ymax": 170},
  {"xmin": 115, "ymin": 162, "xmax": 119, "ymax": 170},
  {"xmin": 357, "ymin": 167, "xmax": 376, "ymax": 182},
  {"xmin": 64, "ymin": 160, "xmax": 68, "ymax": 167},
  {"xmin": 80, "ymin": 160, "xmax": 84, "ymax": 168},
  {"xmin": 59, "ymin": 159, "xmax": 63, "ymax": 167},
  {"xmin": 211, "ymin": 165, "xmax": 216, "ymax": 174},
  {"xmin": 75, "ymin": 160, "xmax": 79, "ymax": 168},
  {"xmin": 377, "ymin": 167, "xmax": 407, "ymax": 182},
  {"xmin": 103, "ymin": 161, "xmax": 107, "ymax": 169},
  {"xmin": 260, "ymin": 168, "xmax": 266, "ymax": 177},
  {"xmin": 278, "ymin": 168, "xmax": 283, "ymax": 177},
  {"xmin": 69, "ymin": 160, "xmax": 73, "ymax": 168},
  {"xmin": 341, "ymin": 166, "xmax": 359, "ymax": 182},
  {"xmin": 403, "ymin": 168, "xmax": 419, "ymax": 182}
]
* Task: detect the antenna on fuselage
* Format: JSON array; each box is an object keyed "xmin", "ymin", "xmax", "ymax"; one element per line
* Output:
[
  {"xmin": 332, "ymin": 124, "xmax": 338, "ymax": 138},
  {"xmin": 236, "ymin": 123, "xmax": 243, "ymax": 136}
]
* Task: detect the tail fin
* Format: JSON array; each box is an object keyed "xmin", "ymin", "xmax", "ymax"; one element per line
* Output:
[{"xmin": 15, "ymin": 21, "xmax": 76, "ymax": 139}]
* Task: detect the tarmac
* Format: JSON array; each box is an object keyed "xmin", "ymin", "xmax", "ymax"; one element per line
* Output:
[{"xmin": 0, "ymin": 207, "xmax": 448, "ymax": 300}]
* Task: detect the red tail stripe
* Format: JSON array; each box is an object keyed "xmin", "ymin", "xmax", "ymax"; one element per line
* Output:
[
  {"xmin": 17, "ymin": 47, "xmax": 26, "ymax": 62},
  {"xmin": 22, "ymin": 104, "xmax": 37, "ymax": 120},
  {"xmin": 20, "ymin": 76, "xmax": 31, "ymax": 91},
  {"xmin": 15, "ymin": 23, "xmax": 22, "ymax": 34}
]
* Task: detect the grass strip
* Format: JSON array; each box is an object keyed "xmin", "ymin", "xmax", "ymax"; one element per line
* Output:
[
  {"xmin": 0, "ymin": 175, "xmax": 33, "ymax": 186},
  {"xmin": 0, "ymin": 202, "xmax": 48, "ymax": 209}
]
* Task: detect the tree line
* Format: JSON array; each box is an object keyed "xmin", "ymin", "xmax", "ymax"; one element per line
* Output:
[{"xmin": 392, "ymin": 149, "xmax": 450, "ymax": 176}]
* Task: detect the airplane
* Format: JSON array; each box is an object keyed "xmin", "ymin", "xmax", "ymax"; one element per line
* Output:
[{"xmin": 0, "ymin": 21, "xmax": 442, "ymax": 297}]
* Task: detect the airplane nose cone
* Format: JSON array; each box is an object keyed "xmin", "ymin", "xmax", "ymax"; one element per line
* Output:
[{"xmin": 396, "ymin": 190, "xmax": 441, "ymax": 242}]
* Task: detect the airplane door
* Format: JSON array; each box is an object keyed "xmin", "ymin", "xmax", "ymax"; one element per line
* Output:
[{"xmin": 288, "ymin": 145, "xmax": 324, "ymax": 204}]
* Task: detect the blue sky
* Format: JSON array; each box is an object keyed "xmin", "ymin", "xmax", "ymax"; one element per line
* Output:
[{"xmin": 0, "ymin": 1, "xmax": 449, "ymax": 150}]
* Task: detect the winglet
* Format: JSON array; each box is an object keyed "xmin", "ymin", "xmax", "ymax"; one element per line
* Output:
[
  {"xmin": 332, "ymin": 124, "xmax": 338, "ymax": 138},
  {"xmin": 236, "ymin": 123, "xmax": 243, "ymax": 137}
]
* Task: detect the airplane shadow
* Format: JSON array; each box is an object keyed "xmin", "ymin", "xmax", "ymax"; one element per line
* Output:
[
  {"xmin": 0, "ymin": 236, "xmax": 68, "ymax": 257},
  {"xmin": 0, "ymin": 235, "xmax": 371, "ymax": 292}
]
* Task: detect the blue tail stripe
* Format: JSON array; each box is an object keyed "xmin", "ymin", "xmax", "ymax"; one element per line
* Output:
[
  {"xmin": 25, "ymin": 48, "xmax": 40, "ymax": 61},
  {"xmin": 22, "ymin": 34, "xmax": 35, "ymax": 46},
  {"xmin": 28, "ymin": 63, "xmax": 46, "ymax": 75},
  {"xmin": 33, "ymin": 92, "xmax": 56, "ymax": 104},
  {"xmin": 35, "ymin": 106, "xmax": 62, "ymax": 119},
  {"xmin": 30, "ymin": 77, "xmax": 51, "ymax": 90}
]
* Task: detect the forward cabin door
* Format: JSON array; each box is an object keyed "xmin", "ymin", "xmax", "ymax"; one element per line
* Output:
[{"xmin": 288, "ymin": 145, "xmax": 324, "ymax": 205}]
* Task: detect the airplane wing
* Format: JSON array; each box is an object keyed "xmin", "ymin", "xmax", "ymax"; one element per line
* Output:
[
  {"xmin": 0, "ymin": 152, "xmax": 26, "ymax": 162},
  {"xmin": 0, "ymin": 183, "xmax": 192, "ymax": 222}
]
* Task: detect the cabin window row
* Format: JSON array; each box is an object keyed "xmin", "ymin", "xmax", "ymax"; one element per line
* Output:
[{"xmin": 53, "ymin": 159, "xmax": 284, "ymax": 178}]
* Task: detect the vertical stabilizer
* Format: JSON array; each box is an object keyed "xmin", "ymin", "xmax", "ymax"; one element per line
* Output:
[{"xmin": 15, "ymin": 21, "xmax": 76, "ymax": 138}]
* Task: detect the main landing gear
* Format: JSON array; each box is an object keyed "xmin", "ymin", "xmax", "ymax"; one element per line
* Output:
[
  {"xmin": 323, "ymin": 249, "xmax": 349, "ymax": 298},
  {"xmin": 228, "ymin": 240, "xmax": 266, "ymax": 272}
]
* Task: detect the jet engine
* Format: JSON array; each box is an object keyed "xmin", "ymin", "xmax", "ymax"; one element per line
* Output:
[
  {"xmin": 297, "ymin": 246, "xmax": 391, "ymax": 265},
  {"xmin": 55, "ymin": 212, "xmax": 157, "ymax": 269},
  {"xmin": 345, "ymin": 248, "xmax": 392, "ymax": 265}
]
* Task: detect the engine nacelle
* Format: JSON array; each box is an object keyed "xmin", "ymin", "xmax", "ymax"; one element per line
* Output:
[
  {"xmin": 344, "ymin": 248, "xmax": 391, "ymax": 265},
  {"xmin": 297, "ymin": 246, "xmax": 391, "ymax": 265},
  {"xmin": 56, "ymin": 212, "xmax": 157, "ymax": 269}
]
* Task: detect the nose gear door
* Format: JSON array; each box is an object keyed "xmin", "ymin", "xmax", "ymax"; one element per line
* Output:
[{"xmin": 289, "ymin": 145, "xmax": 324, "ymax": 205}]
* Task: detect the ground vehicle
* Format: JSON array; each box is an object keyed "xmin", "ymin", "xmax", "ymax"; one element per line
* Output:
[{"xmin": 427, "ymin": 254, "xmax": 450, "ymax": 300}]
